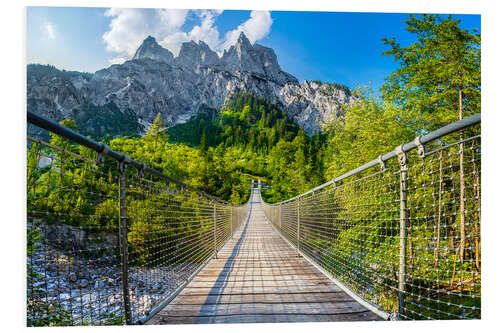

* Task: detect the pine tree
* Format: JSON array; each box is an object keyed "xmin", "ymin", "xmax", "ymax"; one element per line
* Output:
[
  {"xmin": 381, "ymin": 14, "xmax": 480, "ymax": 128},
  {"xmin": 199, "ymin": 131, "xmax": 208, "ymax": 155},
  {"xmin": 147, "ymin": 112, "xmax": 166, "ymax": 164},
  {"xmin": 381, "ymin": 14, "xmax": 480, "ymax": 263},
  {"xmin": 147, "ymin": 112, "xmax": 166, "ymax": 137}
]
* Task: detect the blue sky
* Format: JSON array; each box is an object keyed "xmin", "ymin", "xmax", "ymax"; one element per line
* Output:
[{"xmin": 26, "ymin": 7, "xmax": 480, "ymax": 93}]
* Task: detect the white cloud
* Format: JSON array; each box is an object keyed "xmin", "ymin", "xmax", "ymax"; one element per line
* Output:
[
  {"xmin": 159, "ymin": 9, "xmax": 222, "ymax": 56},
  {"xmin": 102, "ymin": 9, "xmax": 273, "ymax": 63},
  {"xmin": 102, "ymin": 8, "xmax": 152, "ymax": 57},
  {"xmin": 102, "ymin": 8, "xmax": 189, "ymax": 61},
  {"xmin": 156, "ymin": 8, "xmax": 189, "ymax": 35},
  {"xmin": 220, "ymin": 11, "xmax": 273, "ymax": 51},
  {"xmin": 45, "ymin": 21, "xmax": 55, "ymax": 39},
  {"xmin": 108, "ymin": 56, "xmax": 128, "ymax": 65}
]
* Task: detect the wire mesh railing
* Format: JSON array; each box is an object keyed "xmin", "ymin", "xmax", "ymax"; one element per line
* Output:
[
  {"xmin": 26, "ymin": 111, "xmax": 250, "ymax": 326},
  {"xmin": 262, "ymin": 114, "xmax": 481, "ymax": 320}
]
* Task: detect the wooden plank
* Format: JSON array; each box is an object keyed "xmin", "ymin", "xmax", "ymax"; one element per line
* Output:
[
  {"xmin": 192, "ymin": 275, "xmax": 329, "ymax": 282},
  {"xmin": 175, "ymin": 289, "xmax": 349, "ymax": 297},
  {"xmin": 169, "ymin": 292, "xmax": 357, "ymax": 305},
  {"xmin": 149, "ymin": 312, "xmax": 380, "ymax": 325},
  {"xmin": 146, "ymin": 189, "xmax": 383, "ymax": 325},
  {"xmin": 198, "ymin": 267, "xmax": 323, "ymax": 275},
  {"xmin": 159, "ymin": 301, "xmax": 369, "ymax": 316},
  {"xmin": 184, "ymin": 279, "xmax": 338, "ymax": 288}
]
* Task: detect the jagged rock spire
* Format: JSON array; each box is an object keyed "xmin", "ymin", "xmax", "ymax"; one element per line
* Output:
[
  {"xmin": 176, "ymin": 39, "xmax": 220, "ymax": 68},
  {"xmin": 132, "ymin": 36, "xmax": 174, "ymax": 63},
  {"xmin": 220, "ymin": 31, "xmax": 298, "ymax": 85},
  {"xmin": 236, "ymin": 31, "xmax": 252, "ymax": 49}
]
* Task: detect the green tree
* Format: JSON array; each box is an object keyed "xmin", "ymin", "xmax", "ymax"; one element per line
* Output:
[
  {"xmin": 199, "ymin": 131, "xmax": 208, "ymax": 155},
  {"xmin": 146, "ymin": 112, "xmax": 167, "ymax": 164},
  {"xmin": 324, "ymin": 90, "xmax": 416, "ymax": 180},
  {"xmin": 381, "ymin": 14, "xmax": 480, "ymax": 262},
  {"xmin": 381, "ymin": 14, "xmax": 480, "ymax": 128},
  {"xmin": 239, "ymin": 105, "xmax": 251, "ymax": 122},
  {"xmin": 147, "ymin": 112, "xmax": 166, "ymax": 137}
]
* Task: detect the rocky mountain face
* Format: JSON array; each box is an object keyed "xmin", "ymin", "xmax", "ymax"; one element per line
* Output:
[
  {"xmin": 27, "ymin": 32, "xmax": 354, "ymax": 138},
  {"xmin": 132, "ymin": 35, "xmax": 174, "ymax": 63}
]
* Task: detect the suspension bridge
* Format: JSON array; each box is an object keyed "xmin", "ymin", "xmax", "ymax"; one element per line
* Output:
[
  {"xmin": 147, "ymin": 188, "xmax": 380, "ymax": 324},
  {"xmin": 26, "ymin": 111, "xmax": 481, "ymax": 325}
]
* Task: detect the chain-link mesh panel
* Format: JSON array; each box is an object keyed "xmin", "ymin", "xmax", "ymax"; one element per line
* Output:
[
  {"xmin": 125, "ymin": 174, "xmax": 249, "ymax": 321},
  {"xmin": 27, "ymin": 130, "xmax": 251, "ymax": 326},
  {"xmin": 402, "ymin": 134, "xmax": 481, "ymax": 319},
  {"xmin": 27, "ymin": 136, "xmax": 124, "ymax": 326},
  {"xmin": 263, "ymin": 126, "xmax": 480, "ymax": 320}
]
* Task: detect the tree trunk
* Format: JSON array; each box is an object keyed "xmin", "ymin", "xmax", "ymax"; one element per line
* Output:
[
  {"xmin": 474, "ymin": 158, "xmax": 481, "ymax": 272},
  {"xmin": 459, "ymin": 88, "xmax": 466, "ymax": 264},
  {"xmin": 151, "ymin": 133, "xmax": 159, "ymax": 165}
]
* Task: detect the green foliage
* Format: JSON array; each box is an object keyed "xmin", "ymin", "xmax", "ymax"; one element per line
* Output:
[
  {"xmin": 146, "ymin": 112, "xmax": 166, "ymax": 137},
  {"xmin": 311, "ymin": 15, "xmax": 481, "ymax": 319},
  {"xmin": 167, "ymin": 106, "xmax": 220, "ymax": 147},
  {"xmin": 324, "ymin": 88, "xmax": 416, "ymax": 179},
  {"xmin": 381, "ymin": 14, "xmax": 480, "ymax": 128},
  {"xmin": 323, "ymin": 82, "xmax": 351, "ymax": 96}
]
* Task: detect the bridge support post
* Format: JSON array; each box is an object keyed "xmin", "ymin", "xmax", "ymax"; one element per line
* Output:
[
  {"xmin": 230, "ymin": 206, "xmax": 233, "ymax": 239},
  {"xmin": 297, "ymin": 198, "xmax": 301, "ymax": 257},
  {"xmin": 396, "ymin": 146, "xmax": 408, "ymax": 320},
  {"xmin": 279, "ymin": 206, "xmax": 282, "ymax": 232},
  {"xmin": 118, "ymin": 161, "xmax": 132, "ymax": 325},
  {"xmin": 213, "ymin": 203, "xmax": 217, "ymax": 259}
]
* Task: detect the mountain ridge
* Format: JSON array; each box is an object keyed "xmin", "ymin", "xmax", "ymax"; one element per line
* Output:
[{"xmin": 27, "ymin": 32, "xmax": 355, "ymax": 139}]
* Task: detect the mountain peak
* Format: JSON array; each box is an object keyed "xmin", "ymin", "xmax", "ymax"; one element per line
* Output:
[
  {"xmin": 176, "ymin": 39, "xmax": 220, "ymax": 68},
  {"xmin": 198, "ymin": 40, "xmax": 211, "ymax": 49},
  {"xmin": 218, "ymin": 31, "xmax": 298, "ymax": 86},
  {"xmin": 132, "ymin": 36, "xmax": 174, "ymax": 63},
  {"xmin": 235, "ymin": 31, "xmax": 252, "ymax": 49}
]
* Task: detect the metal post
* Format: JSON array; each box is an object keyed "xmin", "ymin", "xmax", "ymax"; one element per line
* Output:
[
  {"xmin": 213, "ymin": 203, "xmax": 217, "ymax": 259},
  {"xmin": 396, "ymin": 146, "xmax": 408, "ymax": 320},
  {"xmin": 230, "ymin": 206, "xmax": 233, "ymax": 239},
  {"xmin": 279, "ymin": 205, "xmax": 282, "ymax": 232},
  {"xmin": 118, "ymin": 162, "xmax": 132, "ymax": 325},
  {"xmin": 297, "ymin": 198, "xmax": 301, "ymax": 257}
]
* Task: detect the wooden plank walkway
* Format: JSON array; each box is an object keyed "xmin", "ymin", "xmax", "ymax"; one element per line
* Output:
[{"xmin": 147, "ymin": 188, "xmax": 382, "ymax": 324}]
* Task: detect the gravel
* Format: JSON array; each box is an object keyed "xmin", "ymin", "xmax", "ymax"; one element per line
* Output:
[{"xmin": 28, "ymin": 241, "xmax": 200, "ymax": 324}]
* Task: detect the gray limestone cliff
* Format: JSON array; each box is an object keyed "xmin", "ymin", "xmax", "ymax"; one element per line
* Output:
[{"xmin": 27, "ymin": 32, "xmax": 355, "ymax": 138}]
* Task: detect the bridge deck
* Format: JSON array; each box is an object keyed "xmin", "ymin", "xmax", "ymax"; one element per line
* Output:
[{"xmin": 147, "ymin": 189, "xmax": 382, "ymax": 324}]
